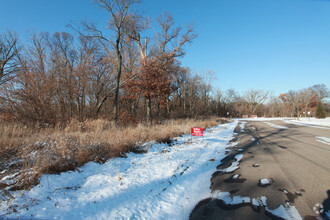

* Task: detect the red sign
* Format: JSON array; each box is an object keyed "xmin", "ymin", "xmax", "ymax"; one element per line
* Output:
[{"xmin": 191, "ymin": 127, "xmax": 203, "ymax": 136}]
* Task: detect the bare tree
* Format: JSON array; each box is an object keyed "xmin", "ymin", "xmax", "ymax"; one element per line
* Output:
[
  {"xmin": 73, "ymin": 0, "xmax": 137, "ymax": 121},
  {"xmin": 311, "ymin": 84, "xmax": 329, "ymax": 102},
  {"xmin": 123, "ymin": 13, "xmax": 150, "ymax": 60},
  {"xmin": 243, "ymin": 89, "xmax": 268, "ymax": 115},
  {"xmin": 155, "ymin": 11, "xmax": 197, "ymax": 59},
  {"xmin": 299, "ymin": 88, "xmax": 316, "ymax": 117},
  {"xmin": 12, "ymin": 32, "xmax": 57, "ymax": 123},
  {"xmin": 150, "ymin": 12, "xmax": 197, "ymax": 120},
  {"xmin": 286, "ymin": 90, "xmax": 304, "ymax": 118},
  {"xmin": 0, "ymin": 31, "xmax": 20, "ymax": 85},
  {"xmin": 267, "ymin": 93, "xmax": 282, "ymax": 117}
]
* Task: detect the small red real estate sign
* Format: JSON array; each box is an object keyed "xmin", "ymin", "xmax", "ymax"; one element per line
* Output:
[{"xmin": 191, "ymin": 127, "xmax": 203, "ymax": 136}]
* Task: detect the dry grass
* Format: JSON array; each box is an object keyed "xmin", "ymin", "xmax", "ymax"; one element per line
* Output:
[{"xmin": 0, "ymin": 117, "xmax": 227, "ymax": 190}]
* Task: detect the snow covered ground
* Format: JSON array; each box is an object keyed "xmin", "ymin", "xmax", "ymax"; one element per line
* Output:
[
  {"xmin": 1, "ymin": 121, "xmax": 238, "ymax": 219},
  {"xmin": 0, "ymin": 120, "xmax": 303, "ymax": 219},
  {"xmin": 284, "ymin": 117, "xmax": 330, "ymax": 129},
  {"xmin": 238, "ymin": 117, "xmax": 330, "ymax": 128}
]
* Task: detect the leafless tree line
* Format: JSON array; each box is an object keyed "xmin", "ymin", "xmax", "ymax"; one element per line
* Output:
[
  {"xmin": 0, "ymin": 0, "xmax": 329, "ymax": 125},
  {"xmin": 0, "ymin": 0, "xmax": 199, "ymax": 125},
  {"xmin": 214, "ymin": 84, "xmax": 329, "ymax": 118}
]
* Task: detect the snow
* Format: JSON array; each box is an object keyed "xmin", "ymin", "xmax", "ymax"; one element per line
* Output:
[
  {"xmin": 284, "ymin": 118, "xmax": 330, "ymax": 129},
  {"xmin": 215, "ymin": 191, "xmax": 250, "ymax": 205},
  {"xmin": 218, "ymin": 154, "xmax": 243, "ymax": 173},
  {"xmin": 0, "ymin": 119, "xmax": 303, "ymax": 220},
  {"xmin": 238, "ymin": 117, "xmax": 330, "ymax": 128},
  {"xmin": 240, "ymin": 121, "xmax": 246, "ymax": 132},
  {"xmin": 259, "ymin": 178, "xmax": 270, "ymax": 186},
  {"xmin": 266, "ymin": 205, "xmax": 295, "ymax": 220},
  {"xmin": 0, "ymin": 121, "xmax": 239, "ymax": 219},
  {"xmin": 232, "ymin": 174, "xmax": 240, "ymax": 180},
  {"xmin": 287, "ymin": 117, "xmax": 330, "ymax": 127},
  {"xmin": 264, "ymin": 122, "xmax": 289, "ymax": 130},
  {"xmin": 237, "ymin": 117, "xmax": 291, "ymax": 121},
  {"xmin": 0, "ymin": 172, "xmax": 19, "ymax": 185},
  {"xmin": 315, "ymin": 136, "xmax": 330, "ymax": 146},
  {"xmin": 217, "ymin": 194, "xmax": 301, "ymax": 220},
  {"xmin": 251, "ymin": 197, "xmax": 301, "ymax": 220},
  {"xmin": 260, "ymin": 196, "xmax": 267, "ymax": 206},
  {"xmin": 252, "ymin": 196, "xmax": 267, "ymax": 207}
]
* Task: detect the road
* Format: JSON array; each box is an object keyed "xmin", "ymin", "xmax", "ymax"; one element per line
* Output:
[{"xmin": 190, "ymin": 120, "xmax": 330, "ymax": 220}]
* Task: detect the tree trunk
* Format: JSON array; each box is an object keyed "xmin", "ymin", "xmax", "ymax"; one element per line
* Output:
[
  {"xmin": 113, "ymin": 31, "xmax": 122, "ymax": 122},
  {"xmin": 146, "ymin": 96, "xmax": 152, "ymax": 125},
  {"xmin": 183, "ymin": 84, "xmax": 186, "ymax": 115}
]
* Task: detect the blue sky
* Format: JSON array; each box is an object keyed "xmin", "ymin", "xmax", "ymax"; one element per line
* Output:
[{"xmin": 1, "ymin": 0, "xmax": 330, "ymax": 95}]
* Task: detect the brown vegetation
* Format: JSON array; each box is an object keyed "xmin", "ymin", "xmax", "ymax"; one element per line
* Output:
[{"xmin": 0, "ymin": 117, "xmax": 223, "ymax": 190}]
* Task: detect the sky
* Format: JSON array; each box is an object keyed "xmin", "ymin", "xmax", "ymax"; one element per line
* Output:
[{"xmin": 1, "ymin": 0, "xmax": 330, "ymax": 96}]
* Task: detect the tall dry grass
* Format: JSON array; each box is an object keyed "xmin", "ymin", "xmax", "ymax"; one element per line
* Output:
[{"xmin": 0, "ymin": 117, "xmax": 226, "ymax": 190}]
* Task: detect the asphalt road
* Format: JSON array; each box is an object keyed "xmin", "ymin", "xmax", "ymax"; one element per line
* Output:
[{"xmin": 190, "ymin": 120, "xmax": 330, "ymax": 220}]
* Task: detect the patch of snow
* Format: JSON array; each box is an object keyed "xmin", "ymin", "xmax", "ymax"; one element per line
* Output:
[
  {"xmin": 315, "ymin": 137, "xmax": 330, "ymax": 146},
  {"xmin": 237, "ymin": 117, "xmax": 330, "ymax": 128},
  {"xmin": 259, "ymin": 178, "xmax": 270, "ymax": 186},
  {"xmin": 0, "ymin": 172, "xmax": 20, "ymax": 185},
  {"xmin": 0, "ymin": 121, "xmax": 240, "ymax": 219},
  {"xmin": 251, "ymin": 136, "xmax": 255, "ymax": 141},
  {"xmin": 266, "ymin": 205, "xmax": 291, "ymax": 219},
  {"xmin": 240, "ymin": 121, "xmax": 246, "ymax": 132},
  {"xmin": 237, "ymin": 117, "xmax": 290, "ymax": 121},
  {"xmin": 252, "ymin": 198, "xmax": 259, "ymax": 206},
  {"xmin": 266, "ymin": 203, "xmax": 302, "ymax": 220},
  {"xmin": 218, "ymin": 194, "xmax": 301, "ymax": 220},
  {"xmin": 215, "ymin": 191, "xmax": 250, "ymax": 205},
  {"xmin": 284, "ymin": 118, "xmax": 330, "ymax": 130},
  {"xmin": 252, "ymin": 196, "xmax": 267, "ymax": 207},
  {"xmin": 291, "ymin": 117, "xmax": 330, "ymax": 127},
  {"xmin": 264, "ymin": 122, "xmax": 288, "ymax": 130},
  {"xmin": 232, "ymin": 174, "xmax": 240, "ymax": 180},
  {"xmin": 260, "ymin": 196, "xmax": 267, "ymax": 206},
  {"xmin": 218, "ymin": 154, "xmax": 243, "ymax": 173},
  {"xmin": 235, "ymin": 154, "xmax": 243, "ymax": 161},
  {"xmin": 251, "ymin": 197, "xmax": 301, "ymax": 220},
  {"xmin": 227, "ymin": 142, "xmax": 238, "ymax": 147},
  {"xmin": 285, "ymin": 203, "xmax": 302, "ymax": 220}
]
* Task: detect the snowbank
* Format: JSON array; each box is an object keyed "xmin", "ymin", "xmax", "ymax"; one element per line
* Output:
[
  {"xmin": 237, "ymin": 117, "xmax": 330, "ymax": 128},
  {"xmin": 285, "ymin": 117, "xmax": 330, "ymax": 128},
  {"xmin": 0, "ymin": 121, "xmax": 238, "ymax": 219}
]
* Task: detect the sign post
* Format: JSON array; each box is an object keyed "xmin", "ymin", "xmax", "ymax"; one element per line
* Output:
[
  {"xmin": 191, "ymin": 127, "xmax": 203, "ymax": 136},
  {"xmin": 191, "ymin": 127, "xmax": 203, "ymax": 142}
]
